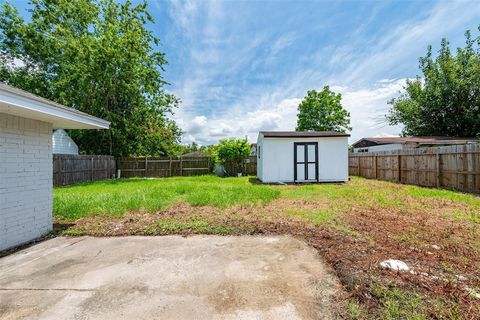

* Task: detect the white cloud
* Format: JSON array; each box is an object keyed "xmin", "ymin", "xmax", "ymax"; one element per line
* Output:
[
  {"xmin": 340, "ymin": 79, "xmax": 405, "ymax": 143},
  {"xmin": 177, "ymin": 80, "xmax": 405, "ymax": 145},
  {"xmin": 333, "ymin": 0, "xmax": 480, "ymax": 85},
  {"xmin": 187, "ymin": 115, "xmax": 208, "ymax": 134},
  {"xmin": 163, "ymin": 0, "xmax": 479, "ymax": 146}
]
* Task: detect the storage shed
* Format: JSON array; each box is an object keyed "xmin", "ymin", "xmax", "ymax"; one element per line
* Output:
[
  {"xmin": 0, "ymin": 83, "xmax": 109, "ymax": 251},
  {"xmin": 256, "ymin": 131, "xmax": 349, "ymax": 183}
]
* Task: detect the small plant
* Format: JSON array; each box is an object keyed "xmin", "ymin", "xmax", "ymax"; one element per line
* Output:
[{"xmin": 215, "ymin": 137, "xmax": 251, "ymax": 176}]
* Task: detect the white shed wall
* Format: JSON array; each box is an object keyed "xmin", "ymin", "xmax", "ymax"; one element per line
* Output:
[
  {"xmin": 257, "ymin": 136, "xmax": 348, "ymax": 183},
  {"xmin": 0, "ymin": 113, "xmax": 53, "ymax": 251}
]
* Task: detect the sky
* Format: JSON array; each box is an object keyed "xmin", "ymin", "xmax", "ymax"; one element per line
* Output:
[{"xmin": 11, "ymin": 0, "xmax": 480, "ymax": 145}]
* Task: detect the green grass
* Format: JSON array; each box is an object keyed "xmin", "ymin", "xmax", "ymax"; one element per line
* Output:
[
  {"xmin": 53, "ymin": 175, "xmax": 279, "ymax": 220},
  {"xmin": 144, "ymin": 215, "xmax": 238, "ymax": 235},
  {"xmin": 279, "ymin": 179, "xmax": 407, "ymax": 210},
  {"xmin": 54, "ymin": 175, "xmax": 480, "ymax": 222},
  {"xmin": 347, "ymin": 300, "xmax": 366, "ymax": 320},
  {"xmin": 370, "ymin": 283, "xmax": 461, "ymax": 320},
  {"xmin": 284, "ymin": 208, "xmax": 336, "ymax": 225}
]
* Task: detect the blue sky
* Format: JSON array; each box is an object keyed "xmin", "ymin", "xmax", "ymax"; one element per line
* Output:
[{"xmin": 11, "ymin": 0, "xmax": 480, "ymax": 144}]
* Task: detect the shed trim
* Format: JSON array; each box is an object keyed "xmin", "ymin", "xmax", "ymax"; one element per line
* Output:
[{"xmin": 261, "ymin": 131, "xmax": 350, "ymax": 138}]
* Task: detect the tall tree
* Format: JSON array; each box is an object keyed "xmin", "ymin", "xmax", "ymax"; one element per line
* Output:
[
  {"xmin": 387, "ymin": 28, "xmax": 480, "ymax": 137},
  {"xmin": 0, "ymin": 0, "xmax": 181, "ymax": 157},
  {"xmin": 296, "ymin": 86, "xmax": 351, "ymax": 133}
]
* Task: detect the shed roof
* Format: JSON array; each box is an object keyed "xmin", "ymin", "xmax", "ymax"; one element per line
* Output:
[
  {"xmin": 0, "ymin": 82, "xmax": 109, "ymax": 129},
  {"xmin": 260, "ymin": 131, "xmax": 350, "ymax": 138}
]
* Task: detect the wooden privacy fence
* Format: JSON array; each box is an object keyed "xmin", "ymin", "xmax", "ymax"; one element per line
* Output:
[
  {"xmin": 349, "ymin": 143, "xmax": 480, "ymax": 193},
  {"xmin": 53, "ymin": 154, "xmax": 116, "ymax": 186},
  {"xmin": 118, "ymin": 156, "xmax": 212, "ymax": 178},
  {"xmin": 223, "ymin": 156, "xmax": 257, "ymax": 176}
]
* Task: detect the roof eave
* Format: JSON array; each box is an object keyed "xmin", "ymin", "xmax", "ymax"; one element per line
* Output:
[
  {"xmin": 0, "ymin": 87, "xmax": 109, "ymax": 129},
  {"xmin": 263, "ymin": 134, "xmax": 350, "ymax": 138},
  {"xmin": 260, "ymin": 131, "xmax": 350, "ymax": 138}
]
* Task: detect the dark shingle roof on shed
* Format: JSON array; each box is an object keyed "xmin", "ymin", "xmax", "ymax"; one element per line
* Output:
[{"xmin": 260, "ymin": 131, "xmax": 350, "ymax": 138}]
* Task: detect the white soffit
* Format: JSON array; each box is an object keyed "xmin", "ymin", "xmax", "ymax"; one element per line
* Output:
[{"xmin": 0, "ymin": 83, "xmax": 110, "ymax": 129}]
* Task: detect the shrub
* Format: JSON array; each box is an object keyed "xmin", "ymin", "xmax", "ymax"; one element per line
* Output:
[{"xmin": 216, "ymin": 138, "xmax": 251, "ymax": 176}]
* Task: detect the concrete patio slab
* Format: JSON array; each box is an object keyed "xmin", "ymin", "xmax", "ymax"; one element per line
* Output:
[{"xmin": 0, "ymin": 236, "xmax": 341, "ymax": 320}]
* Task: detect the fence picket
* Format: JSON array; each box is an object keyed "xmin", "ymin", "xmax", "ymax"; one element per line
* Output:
[
  {"xmin": 53, "ymin": 154, "xmax": 116, "ymax": 186},
  {"xmin": 349, "ymin": 143, "xmax": 480, "ymax": 193}
]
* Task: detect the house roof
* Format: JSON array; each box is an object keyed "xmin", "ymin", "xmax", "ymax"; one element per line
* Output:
[
  {"xmin": 352, "ymin": 136, "xmax": 479, "ymax": 148},
  {"xmin": 180, "ymin": 151, "xmax": 206, "ymax": 158},
  {"xmin": 0, "ymin": 82, "xmax": 110, "ymax": 129},
  {"xmin": 260, "ymin": 131, "xmax": 350, "ymax": 138}
]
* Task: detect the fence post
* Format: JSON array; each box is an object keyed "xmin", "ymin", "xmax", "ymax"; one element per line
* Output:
[
  {"xmin": 357, "ymin": 156, "xmax": 360, "ymax": 176},
  {"xmin": 373, "ymin": 155, "xmax": 377, "ymax": 179},
  {"xmin": 90, "ymin": 156, "xmax": 94, "ymax": 181},
  {"xmin": 145, "ymin": 157, "xmax": 148, "ymax": 178},
  {"xmin": 168, "ymin": 157, "xmax": 171, "ymax": 177},
  {"xmin": 180, "ymin": 157, "xmax": 183, "ymax": 176},
  {"xmin": 436, "ymin": 153, "xmax": 441, "ymax": 188},
  {"xmin": 59, "ymin": 156, "xmax": 64, "ymax": 186},
  {"xmin": 116, "ymin": 158, "xmax": 120, "ymax": 179},
  {"xmin": 397, "ymin": 154, "xmax": 402, "ymax": 182}
]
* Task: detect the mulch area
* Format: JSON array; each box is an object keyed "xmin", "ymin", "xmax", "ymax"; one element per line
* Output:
[{"xmin": 55, "ymin": 199, "xmax": 480, "ymax": 318}]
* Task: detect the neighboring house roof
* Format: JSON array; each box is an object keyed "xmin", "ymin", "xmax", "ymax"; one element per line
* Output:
[
  {"xmin": 260, "ymin": 131, "xmax": 350, "ymax": 138},
  {"xmin": 0, "ymin": 82, "xmax": 110, "ymax": 129},
  {"xmin": 181, "ymin": 151, "xmax": 206, "ymax": 158},
  {"xmin": 352, "ymin": 136, "xmax": 479, "ymax": 148}
]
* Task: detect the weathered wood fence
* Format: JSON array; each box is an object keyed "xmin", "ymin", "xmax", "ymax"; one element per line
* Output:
[
  {"xmin": 53, "ymin": 154, "xmax": 258, "ymax": 185},
  {"xmin": 223, "ymin": 156, "xmax": 257, "ymax": 176},
  {"xmin": 53, "ymin": 154, "xmax": 116, "ymax": 186},
  {"xmin": 349, "ymin": 143, "xmax": 480, "ymax": 193},
  {"xmin": 117, "ymin": 157, "xmax": 212, "ymax": 178}
]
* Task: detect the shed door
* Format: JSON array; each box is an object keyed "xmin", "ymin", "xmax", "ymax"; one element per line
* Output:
[{"xmin": 294, "ymin": 142, "xmax": 318, "ymax": 182}]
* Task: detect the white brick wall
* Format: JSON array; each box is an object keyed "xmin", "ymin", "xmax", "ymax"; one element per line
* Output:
[{"xmin": 0, "ymin": 113, "xmax": 53, "ymax": 251}]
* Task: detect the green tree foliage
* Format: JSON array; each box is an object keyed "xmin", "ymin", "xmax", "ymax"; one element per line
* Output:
[
  {"xmin": 387, "ymin": 29, "xmax": 480, "ymax": 137},
  {"xmin": 216, "ymin": 138, "xmax": 251, "ymax": 176},
  {"xmin": 296, "ymin": 86, "xmax": 351, "ymax": 133},
  {"xmin": 169, "ymin": 142, "xmax": 203, "ymax": 157},
  {"xmin": 0, "ymin": 0, "xmax": 181, "ymax": 157}
]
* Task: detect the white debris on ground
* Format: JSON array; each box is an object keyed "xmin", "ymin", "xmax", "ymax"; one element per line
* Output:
[
  {"xmin": 466, "ymin": 288, "xmax": 480, "ymax": 299},
  {"xmin": 456, "ymin": 275, "xmax": 468, "ymax": 282},
  {"xmin": 431, "ymin": 244, "xmax": 441, "ymax": 250},
  {"xmin": 379, "ymin": 259, "xmax": 410, "ymax": 272},
  {"xmin": 113, "ymin": 223, "xmax": 123, "ymax": 231}
]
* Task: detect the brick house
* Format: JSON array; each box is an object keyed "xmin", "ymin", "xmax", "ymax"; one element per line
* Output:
[{"xmin": 0, "ymin": 83, "xmax": 109, "ymax": 251}]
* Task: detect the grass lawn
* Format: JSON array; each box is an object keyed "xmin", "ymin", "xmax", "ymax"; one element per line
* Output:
[{"xmin": 53, "ymin": 176, "xmax": 480, "ymax": 319}]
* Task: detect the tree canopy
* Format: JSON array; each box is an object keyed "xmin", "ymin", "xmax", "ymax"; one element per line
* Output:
[
  {"xmin": 387, "ymin": 28, "xmax": 480, "ymax": 137},
  {"xmin": 0, "ymin": 0, "xmax": 181, "ymax": 157},
  {"xmin": 296, "ymin": 87, "xmax": 351, "ymax": 133}
]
